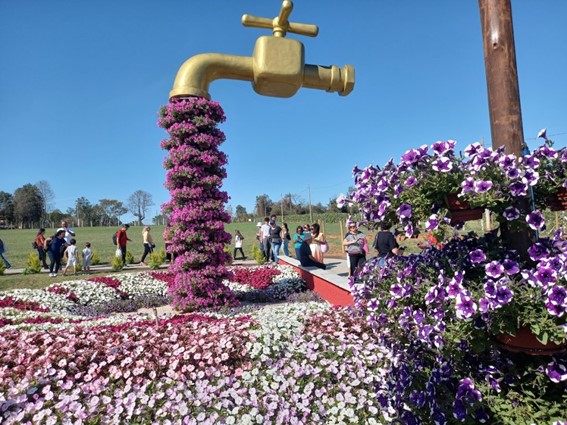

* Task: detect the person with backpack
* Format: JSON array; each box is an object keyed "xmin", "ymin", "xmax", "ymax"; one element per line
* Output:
[
  {"xmin": 0, "ymin": 236, "xmax": 11, "ymax": 269},
  {"xmin": 34, "ymin": 228, "xmax": 49, "ymax": 269},
  {"xmin": 45, "ymin": 229, "xmax": 66, "ymax": 277},
  {"xmin": 116, "ymin": 224, "xmax": 132, "ymax": 266}
]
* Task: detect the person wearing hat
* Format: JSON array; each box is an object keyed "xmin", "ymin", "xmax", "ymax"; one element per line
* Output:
[
  {"xmin": 116, "ymin": 224, "xmax": 132, "ymax": 266},
  {"xmin": 297, "ymin": 231, "xmax": 326, "ymax": 270}
]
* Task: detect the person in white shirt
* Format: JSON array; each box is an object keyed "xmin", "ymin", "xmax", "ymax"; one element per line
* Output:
[
  {"xmin": 57, "ymin": 220, "xmax": 76, "ymax": 245},
  {"xmin": 82, "ymin": 242, "xmax": 93, "ymax": 274},
  {"xmin": 62, "ymin": 238, "xmax": 79, "ymax": 275}
]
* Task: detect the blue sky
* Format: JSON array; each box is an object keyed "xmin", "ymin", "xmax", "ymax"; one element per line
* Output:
[{"xmin": 1, "ymin": 1, "xmax": 566, "ymax": 223}]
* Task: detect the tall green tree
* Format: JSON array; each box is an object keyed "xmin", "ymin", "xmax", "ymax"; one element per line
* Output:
[
  {"xmin": 0, "ymin": 191, "xmax": 14, "ymax": 226},
  {"xmin": 13, "ymin": 184, "xmax": 43, "ymax": 228},
  {"xmin": 254, "ymin": 194, "xmax": 273, "ymax": 217},
  {"xmin": 99, "ymin": 199, "xmax": 127, "ymax": 226}
]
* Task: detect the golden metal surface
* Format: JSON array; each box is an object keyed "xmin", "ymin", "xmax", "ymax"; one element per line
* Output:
[{"xmin": 169, "ymin": 0, "xmax": 354, "ymax": 100}]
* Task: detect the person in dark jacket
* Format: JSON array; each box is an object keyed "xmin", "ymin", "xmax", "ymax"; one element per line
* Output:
[
  {"xmin": 373, "ymin": 222, "xmax": 399, "ymax": 267},
  {"xmin": 46, "ymin": 229, "xmax": 66, "ymax": 277}
]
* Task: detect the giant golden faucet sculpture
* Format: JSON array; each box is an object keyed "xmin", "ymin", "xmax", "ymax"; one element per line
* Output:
[{"xmin": 169, "ymin": 0, "xmax": 355, "ymax": 100}]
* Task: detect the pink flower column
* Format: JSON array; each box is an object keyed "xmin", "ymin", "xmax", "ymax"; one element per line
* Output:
[{"xmin": 158, "ymin": 98, "xmax": 237, "ymax": 311}]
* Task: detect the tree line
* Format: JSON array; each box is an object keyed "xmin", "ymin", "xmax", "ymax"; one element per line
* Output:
[
  {"xmin": 0, "ymin": 180, "xmax": 154, "ymax": 229},
  {"xmin": 231, "ymin": 192, "xmax": 358, "ymax": 222}
]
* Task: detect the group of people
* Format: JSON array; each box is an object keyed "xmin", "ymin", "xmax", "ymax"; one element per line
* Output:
[
  {"xmin": 254, "ymin": 215, "xmax": 292, "ymax": 264},
  {"xmin": 34, "ymin": 221, "xmax": 93, "ymax": 277}
]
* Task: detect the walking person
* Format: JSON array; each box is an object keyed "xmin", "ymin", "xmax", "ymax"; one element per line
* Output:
[
  {"xmin": 281, "ymin": 222, "xmax": 291, "ymax": 256},
  {"xmin": 34, "ymin": 228, "xmax": 49, "ymax": 269},
  {"xmin": 343, "ymin": 222, "xmax": 367, "ymax": 278},
  {"xmin": 0, "ymin": 236, "xmax": 11, "ymax": 269},
  {"xmin": 82, "ymin": 242, "xmax": 93, "ymax": 274},
  {"xmin": 116, "ymin": 224, "xmax": 132, "ymax": 266},
  {"xmin": 233, "ymin": 230, "xmax": 246, "ymax": 260},
  {"xmin": 46, "ymin": 229, "xmax": 66, "ymax": 277},
  {"xmin": 62, "ymin": 239, "xmax": 79, "ymax": 276},
  {"xmin": 140, "ymin": 226, "xmax": 154, "ymax": 265}
]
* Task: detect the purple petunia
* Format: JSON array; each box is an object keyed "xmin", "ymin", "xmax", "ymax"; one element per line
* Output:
[
  {"xmin": 397, "ymin": 203, "xmax": 412, "ymax": 219},
  {"xmin": 528, "ymin": 242, "xmax": 550, "ymax": 261},
  {"xmin": 546, "ymin": 358, "xmax": 567, "ymax": 383},
  {"xmin": 431, "ymin": 156, "xmax": 453, "ymax": 172},
  {"xmin": 545, "ymin": 285, "xmax": 567, "ymax": 316},
  {"xmin": 509, "ymin": 181, "xmax": 527, "ymax": 196},
  {"xmin": 473, "ymin": 180, "xmax": 493, "ymax": 193},
  {"xmin": 502, "ymin": 206, "xmax": 520, "ymax": 221},
  {"xmin": 526, "ymin": 211, "xmax": 546, "ymax": 231},
  {"xmin": 460, "ymin": 177, "xmax": 475, "ymax": 194},
  {"xmin": 502, "ymin": 259, "xmax": 520, "ymax": 275},
  {"xmin": 469, "ymin": 249, "xmax": 486, "ymax": 264},
  {"xmin": 426, "ymin": 214, "xmax": 440, "ymax": 231},
  {"xmin": 485, "ymin": 261, "xmax": 504, "ymax": 278},
  {"xmin": 455, "ymin": 292, "xmax": 477, "ymax": 320}
]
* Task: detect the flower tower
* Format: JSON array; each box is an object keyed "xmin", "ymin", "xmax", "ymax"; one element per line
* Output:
[
  {"xmin": 158, "ymin": 98, "xmax": 237, "ymax": 311},
  {"xmin": 159, "ymin": 1, "xmax": 354, "ymax": 309}
]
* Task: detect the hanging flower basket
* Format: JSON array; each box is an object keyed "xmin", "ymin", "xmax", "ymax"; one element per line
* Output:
[
  {"xmin": 444, "ymin": 193, "xmax": 484, "ymax": 224},
  {"xmin": 495, "ymin": 326, "xmax": 567, "ymax": 356},
  {"xmin": 546, "ymin": 187, "xmax": 567, "ymax": 212}
]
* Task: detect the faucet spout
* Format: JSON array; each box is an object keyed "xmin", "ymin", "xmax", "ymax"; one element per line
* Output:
[
  {"xmin": 169, "ymin": 53, "xmax": 254, "ymax": 100},
  {"xmin": 303, "ymin": 64, "xmax": 355, "ymax": 96}
]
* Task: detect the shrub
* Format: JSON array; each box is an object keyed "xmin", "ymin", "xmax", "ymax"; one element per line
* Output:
[
  {"xmin": 126, "ymin": 250, "xmax": 134, "ymax": 264},
  {"xmin": 0, "ymin": 262, "xmax": 4, "ymax": 275},
  {"xmin": 148, "ymin": 248, "xmax": 166, "ymax": 270},
  {"xmin": 23, "ymin": 252, "xmax": 41, "ymax": 274},
  {"xmin": 253, "ymin": 244, "xmax": 266, "ymax": 265},
  {"xmin": 91, "ymin": 251, "xmax": 101, "ymax": 265},
  {"xmin": 111, "ymin": 255, "xmax": 124, "ymax": 272}
]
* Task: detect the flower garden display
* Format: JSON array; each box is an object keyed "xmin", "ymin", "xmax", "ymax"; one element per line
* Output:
[
  {"xmin": 0, "ymin": 266, "xmax": 396, "ymax": 424},
  {"xmin": 158, "ymin": 98, "xmax": 236, "ymax": 311}
]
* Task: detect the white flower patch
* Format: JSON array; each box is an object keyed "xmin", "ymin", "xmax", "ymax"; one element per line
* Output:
[
  {"xmin": 52, "ymin": 280, "xmax": 118, "ymax": 306},
  {"xmin": 247, "ymin": 302, "xmax": 328, "ymax": 360},
  {"xmin": 1, "ymin": 289, "xmax": 75, "ymax": 313},
  {"xmin": 114, "ymin": 272, "xmax": 168, "ymax": 297}
]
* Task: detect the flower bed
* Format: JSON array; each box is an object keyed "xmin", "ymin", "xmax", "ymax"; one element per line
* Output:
[{"xmin": 0, "ymin": 265, "xmax": 393, "ymax": 424}]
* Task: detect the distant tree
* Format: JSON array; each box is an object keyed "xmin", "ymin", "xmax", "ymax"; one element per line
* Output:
[
  {"xmin": 0, "ymin": 191, "xmax": 15, "ymax": 225},
  {"xmin": 99, "ymin": 199, "xmax": 128, "ymax": 226},
  {"xmin": 13, "ymin": 184, "xmax": 43, "ymax": 228},
  {"xmin": 48, "ymin": 209, "xmax": 65, "ymax": 227},
  {"xmin": 235, "ymin": 204, "xmax": 248, "ymax": 221},
  {"xmin": 254, "ymin": 194, "xmax": 273, "ymax": 217},
  {"xmin": 152, "ymin": 213, "xmax": 169, "ymax": 226},
  {"xmin": 127, "ymin": 190, "xmax": 154, "ymax": 225},
  {"xmin": 74, "ymin": 197, "xmax": 95, "ymax": 226},
  {"xmin": 225, "ymin": 204, "xmax": 234, "ymax": 219},
  {"xmin": 35, "ymin": 180, "xmax": 55, "ymax": 223}
]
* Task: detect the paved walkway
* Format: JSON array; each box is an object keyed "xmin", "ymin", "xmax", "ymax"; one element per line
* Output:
[{"xmin": 2, "ymin": 255, "xmax": 351, "ymax": 278}]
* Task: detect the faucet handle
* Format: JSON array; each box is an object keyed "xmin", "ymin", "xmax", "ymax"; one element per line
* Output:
[{"xmin": 242, "ymin": 0, "xmax": 319, "ymax": 38}]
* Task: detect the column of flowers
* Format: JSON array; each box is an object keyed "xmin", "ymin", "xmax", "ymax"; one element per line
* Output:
[{"xmin": 158, "ymin": 98, "xmax": 237, "ymax": 310}]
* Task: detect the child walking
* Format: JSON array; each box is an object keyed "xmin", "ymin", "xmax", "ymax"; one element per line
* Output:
[
  {"xmin": 82, "ymin": 242, "xmax": 93, "ymax": 274},
  {"xmin": 63, "ymin": 238, "xmax": 79, "ymax": 276},
  {"xmin": 233, "ymin": 230, "xmax": 246, "ymax": 260}
]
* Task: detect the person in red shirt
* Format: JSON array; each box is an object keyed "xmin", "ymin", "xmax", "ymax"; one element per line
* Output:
[{"xmin": 116, "ymin": 224, "xmax": 132, "ymax": 266}]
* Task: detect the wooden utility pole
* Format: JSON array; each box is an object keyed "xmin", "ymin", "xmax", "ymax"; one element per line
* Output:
[
  {"xmin": 478, "ymin": 0, "xmax": 525, "ymax": 155},
  {"xmin": 478, "ymin": 0, "xmax": 532, "ymax": 256}
]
